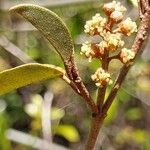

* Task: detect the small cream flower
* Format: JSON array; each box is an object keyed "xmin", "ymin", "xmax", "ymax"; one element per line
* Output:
[
  {"xmin": 120, "ymin": 48, "xmax": 135, "ymax": 63},
  {"xmin": 103, "ymin": 1, "xmax": 126, "ymax": 15},
  {"xmin": 91, "ymin": 68, "xmax": 113, "ymax": 87},
  {"xmin": 80, "ymin": 42, "xmax": 104, "ymax": 61},
  {"xmin": 80, "ymin": 42, "xmax": 99, "ymax": 62},
  {"xmin": 114, "ymin": 1, "xmax": 127, "ymax": 12},
  {"xmin": 100, "ymin": 32, "xmax": 124, "ymax": 51},
  {"xmin": 97, "ymin": 41, "xmax": 107, "ymax": 54},
  {"xmin": 118, "ymin": 18, "xmax": 137, "ymax": 36},
  {"xmin": 84, "ymin": 13, "xmax": 106, "ymax": 35},
  {"xmin": 80, "ymin": 42, "xmax": 92, "ymax": 62}
]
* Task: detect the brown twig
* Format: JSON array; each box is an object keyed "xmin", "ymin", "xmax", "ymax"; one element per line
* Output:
[
  {"xmin": 138, "ymin": 0, "xmax": 144, "ymax": 18},
  {"xmin": 108, "ymin": 53, "xmax": 120, "ymax": 62},
  {"xmin": 97, "ymin": 50, "xmax": 109, "ymax": 112},
  {"xmin": 102, "ymin": 65, "xmax": 130, "ymax": 114},
  {"xmin": 103, "ymin": 0, "xmax": 150, "ymax": 116},
  {"xmin": 62, "ymin": 75, "xmax": 81, "ymax": 95},
  {"xmin": 138, "ymin": 0, "xmax": 150, "ymax": 16},
  {"xmin": 96, "ymin": 16, "xmax": 114, "ymax": 112},
  {"xmin": 86, "ymin": 115, "xmax": 106, "ymax": 150},
  {"xmin": 71, "ymin": 59, "xmax": 99, "ymax": 114},
  {"xmin": 64, "ymin": 57, "xmax": 99, "ymax": 114},
  {"xmin": 105, "ymin": 18, "xmax": 114, "ymax": 32}
]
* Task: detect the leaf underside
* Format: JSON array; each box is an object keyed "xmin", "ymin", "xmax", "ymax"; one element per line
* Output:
[
  {"xmin": 10, "ymin": 4, "xmax": 74, "ymax": 61},
  {"xmin": 0, "ymin": 63, "xmax": 64, "ymax": 95}
]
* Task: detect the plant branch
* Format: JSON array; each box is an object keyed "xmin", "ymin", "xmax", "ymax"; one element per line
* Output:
[
  {"xmin": 64, "ymin": 57, "xmax": 99, "ymax": 114},
  {"xmin": 102, "ymin": 65, "xmax": 130, "ymax": 114},
  {"xmin": 86, "ymin": 115, "xmax": 106, "ymax": 150},
  {"xmin": 108, "ymin": 53, "xmax": 120, "ymax": 62},
  {"xmin": 97, "ymin": 50, "xmax": 109, "ymax": 112},
  {"xmin": 102, "ymin": 2, "xmax": 150, "ymax": 115},
  {"xmin": 71, "ymin": 59, "xmax": 99, "ymax": 114},
  {"xmin": 138, "ymin": 0, "xmax": 149, "ymax": 17},
  {"xmin": 96, "ymin": 16, "xmax": 114, "ymax": 113},
  {"xmin": 138, "ymin": 0, "xmax": 144, "ymax": 18},
  {"xmin": 62, "ymin": 75, "xmax": 81, "ymax": 95}
]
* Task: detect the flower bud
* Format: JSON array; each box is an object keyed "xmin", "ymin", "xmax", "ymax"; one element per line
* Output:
[
  {"xmin": 120, "ymin": 48, "xmax": 135, "ymax": 64},
  {"xmin": 110, "ymin": 11, "xmax": 124, "ymax": 24},
  {"xmin": 100, "ymin": 32, "xmax": 124, "ymax": 51},
  {"xmin": 118, "ymin": 18, "xmax": 137, "ymax": 36},
  {"xmin": 84, "ymin": 13, "xmax": 106, "ymax": 35},
  {"xmin": 91, "ymin": 68, "xmax": 113, "ymax": 87},
  {"xmin": 103, "ymin": 1, "xmax": 126, "ymax": 16},
  {"xmin": 80, "ymin": 42, "xmax": 101, "ymax": 62},
  {"xmin": 103, "ymin": 2, "xmax": 115, "ymax": 16}
]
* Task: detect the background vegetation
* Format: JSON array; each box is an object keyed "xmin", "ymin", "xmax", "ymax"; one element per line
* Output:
[{"xmin": 0, "ymin": 0, "xmax": 150, "ymax": 149}]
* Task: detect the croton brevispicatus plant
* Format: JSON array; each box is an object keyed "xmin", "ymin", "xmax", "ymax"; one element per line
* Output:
[{"xmin": 0, "ymin": 0, "xmax": 150, "ymax": 149}]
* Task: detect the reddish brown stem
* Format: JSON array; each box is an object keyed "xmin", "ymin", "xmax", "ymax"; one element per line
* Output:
[
  {"xmin": 108, "ymin": 53, "xmax": 120, "ymax": 62},
  {"xmin": 62, "ymin": 75, "xmax": 81, "ymax": 95},
  {"xmin": 64, "ymin": 57, "xmax": 99, "ymax": 114},
  {"xmin": 105, "ymin": 18, "xmax": 114, "ymax": 31},
  {"xmin": 97, "ymin": 50, "xmax": 109, "ymax": 112},
  {"xmin": 102, "ymin": 65, "xmax": 130, "ymax": 114},
  {"xmin": 96, "ymin": 16, "xmax": 113, "ymax": 112},
  {"xmin": 86, "ymin": 115, "xmax": 106, "ymax": 150}
]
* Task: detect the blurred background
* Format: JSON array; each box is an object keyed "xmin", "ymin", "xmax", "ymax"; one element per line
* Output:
[{"xmin": 0, "ymin": 0, "xmax": 150, "ymax": 149}]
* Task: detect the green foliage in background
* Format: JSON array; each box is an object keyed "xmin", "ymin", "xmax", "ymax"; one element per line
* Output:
[
  {"xmin": 0, "ymin": 111, "xmax": 11, "ymax": 150},
  {"xmin": 53, "ymin": 124, "xmax": 80, "ymax": 142}
]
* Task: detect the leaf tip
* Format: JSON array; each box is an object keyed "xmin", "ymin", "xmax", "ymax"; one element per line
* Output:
[
  {"xmin": 9, "ymin": 4, "xmax": 34, "ymax": 14},
  {"xmin": 9, "ymin": 4, "xmax": 23, "ymax": 13}
]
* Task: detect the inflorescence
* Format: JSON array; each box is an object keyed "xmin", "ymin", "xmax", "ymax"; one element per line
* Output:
[{"xmin": 80, "ymin": 1, "xmax": 137, "ymax": 87}]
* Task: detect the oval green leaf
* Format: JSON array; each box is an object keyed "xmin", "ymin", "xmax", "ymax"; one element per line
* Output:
[
  {"xmin": 9, "ymin": 4, "xmax": 74, "ymax": 61},
  {"xmin": 0, "ymin": 63, "xmax": 65, "ymax": 95}
]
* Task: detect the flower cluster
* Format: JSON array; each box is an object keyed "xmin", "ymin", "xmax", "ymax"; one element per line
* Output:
[
  {"xmin": 91, "ymin": 68, "xmax": 113, "ymax": 87},
  {"xmin": 103, "ymin": 1, "xmax": 127, "ymax": 15},
  {"xmin": 100, "ymin": 32, "xmax": 124, "ymax": 51},
  {"xmin": 80, "ymin": 42, "xmax": 101, "ymax": 62},
  {"xmin": 80, "ymin": 42, "xmax": 94, "ymax": 62},
  {"xmin": 84, "ymin": 13, "xmax": 107, "ymax": 36},
  {"xmin": 118, "ymin": 18, "xmax": 137, "ymax": 36},
  {"xmin": 81, "ymin": 1, "xmax": 137, "ymax": 87},
  {"xmin": 120, "ymin": 48, "xmax": 135, "ymax": 64}
]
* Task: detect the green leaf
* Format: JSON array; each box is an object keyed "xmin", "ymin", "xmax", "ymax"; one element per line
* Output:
[
  {"xmin": 53, "ymin": 124, "xmax": 80, "ymax": 142},
  {"xmin": 0, "ymin": 63, "xmax": 64, "ymax": 95},
  {"xmin": 10, "ymin": 4, "xmax": 74, "ymax": 61}
]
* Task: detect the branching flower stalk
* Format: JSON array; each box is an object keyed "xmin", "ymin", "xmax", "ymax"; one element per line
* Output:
[{"xmin": 79, "ymin": 1, "xmax": 150, "ymax": 149}]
